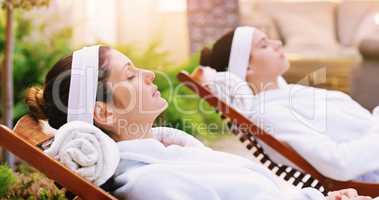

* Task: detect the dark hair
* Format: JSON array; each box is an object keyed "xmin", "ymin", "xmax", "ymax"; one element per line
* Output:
[
  {"xmin": 25, "ymin": 46, "xmax": 112, "ymax": 129},
  {"xmin": 200, "ymin": 30, "xmax": 235, "ymax": 72}
]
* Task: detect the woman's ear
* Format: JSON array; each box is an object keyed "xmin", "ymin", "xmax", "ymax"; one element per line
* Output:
[
  {"xmin": 94, "ymin": 101, "xmax": 114, "ymax": 131},
  {"xmin": 247, "ymin": 65, "xmax": 255, "ymax": 74}
]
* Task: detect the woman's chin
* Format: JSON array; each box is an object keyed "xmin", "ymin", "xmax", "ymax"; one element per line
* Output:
[
  {"xmin": 160, "ymin": 98, "xmax": 169, "ymax": 110},
  {"xmin": 155, "ymin": 97, "xmax": 168, "ymax": 113},
  {"xmin": 279, "ymin": 61, "xmax": 290, "ymax": 74},
  {"xmin": 284, "ymin": 59, "xmax": 290, "ymax": 69}
]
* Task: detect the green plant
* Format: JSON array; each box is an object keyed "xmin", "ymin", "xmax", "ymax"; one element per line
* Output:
[
  {"xmin": 2, "ymin": 0, "xmax": 50, "ymax": 10},
  {"xmin": 159, "ymin": 54, "xmax": 228, "ymax": 140},
  {"xmin": 0, "ymin": 165, "xmax": 16, "ymax": 198},
  {"xmin": 0, "ymin": 10, "xmax": 72, "ymax": 123},
  {"xmin": 1, "ymin": 164, "xmax": 66, "ymax": 200}
]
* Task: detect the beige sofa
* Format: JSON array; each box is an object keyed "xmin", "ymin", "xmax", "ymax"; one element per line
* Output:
[{"xmin": 241, "ymin": 0, "xmax": 379, "ymax": 93}]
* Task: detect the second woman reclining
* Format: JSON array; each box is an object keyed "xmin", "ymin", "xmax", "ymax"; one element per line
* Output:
[{"xmin": 193, "ymin": 26, "xmax": 379, "ymax": 183}]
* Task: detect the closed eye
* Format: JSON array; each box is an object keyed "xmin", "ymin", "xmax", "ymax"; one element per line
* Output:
[
  {"xmin": 127, "ymin": 75, "xmax": 136, "ymax": 80},
  {"xmin": 126, "ymin": 69, "xmax": 136, "ymax": 80},
  {"xmin": 122, "ymin": 62, "xmax": 137, "ymax": 80},
  {"xmin": 261, "ymin": 40, "xmax": 268, "ymax": 48}
]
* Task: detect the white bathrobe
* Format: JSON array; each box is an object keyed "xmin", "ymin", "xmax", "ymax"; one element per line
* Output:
[
  {"xmin": 206, "ymin": 72, "xmax": 379, "ymax": 182},
  {"xmin": 112, "ymin": 135, "xmax": 326, "ymax": 200}
]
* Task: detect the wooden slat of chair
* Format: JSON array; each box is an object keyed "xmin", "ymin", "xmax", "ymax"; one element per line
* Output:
[
  {"xmin": 0, "ymin": 115, "xmax": 117, "ymax": 200},
  {"xmin": 14, "ymin": 115, "xmax": 54, "ymax": 147},
  {"xmin": 177, "ymin": 70, "xmax": 379, "ymax": 197}
]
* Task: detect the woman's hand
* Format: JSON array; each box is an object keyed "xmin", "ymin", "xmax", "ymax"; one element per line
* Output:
[
  {"xmin": 191, "ymin": 66, "xmax": 217, "ymax": 85},
  {"xmin": 327, "ymin": 189, "xmax": 372, "ymax": 200},
  {"xmin": 152, "ymin": 127, "xmax": 205, "ymax": 148}
]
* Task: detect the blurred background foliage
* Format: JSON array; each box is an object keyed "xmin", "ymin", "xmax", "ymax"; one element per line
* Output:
[
  {"xmin": 3, "ymin": 0, "xmax": 50, "ymax": 10},
  {"xmin": 116, "ymin": 43, "xmax": 227, "ymax": 141},
  {"xmin": 0, "ymin": 9, "xmax": 72, "ymax": 122}
]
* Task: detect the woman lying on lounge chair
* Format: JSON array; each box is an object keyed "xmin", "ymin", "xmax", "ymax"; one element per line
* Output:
[
  {"xmin": 192, "ymin": 26, "xmax": 379, "ymax": 184},
  {"xmin": 25, "ymin": 45, "xmax": 373, "ymax": 200}
]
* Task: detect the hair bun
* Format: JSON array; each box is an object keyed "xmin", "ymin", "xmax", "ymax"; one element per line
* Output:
[
  {"xmin": 200, "ymin": 47, "xmax": 212, "ymax": 67},
  {"xmin": 25, "ymin": 86, "xmax": 47, "ymax": 120}
]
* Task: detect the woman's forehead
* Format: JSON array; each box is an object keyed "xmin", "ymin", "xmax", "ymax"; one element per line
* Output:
[
  {"xmin": 252, "ymin": 30, "xmax": 267, "ymax": 47},
  {"xmin": 108, "ymin": 49, "xmax": 133, "ymax": 69}
]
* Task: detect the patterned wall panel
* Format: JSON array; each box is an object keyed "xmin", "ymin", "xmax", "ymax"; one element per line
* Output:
[{"xmin": 187, "ymin": 0, "xmax": 240, "ymax": 52}]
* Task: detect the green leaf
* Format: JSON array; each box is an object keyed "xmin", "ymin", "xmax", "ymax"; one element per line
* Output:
[{"xmin": 0, "ymin": 165, "xmax": 16, "ymax": 198}]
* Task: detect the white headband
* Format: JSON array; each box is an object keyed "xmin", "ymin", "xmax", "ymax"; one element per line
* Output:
[
  {"xmin": 67, "ymin": 45, "xmax": 100, "ymax": 124},
  {"xmin": 228, "ymin": 26, "xmax": 255, "ymax": 79}
]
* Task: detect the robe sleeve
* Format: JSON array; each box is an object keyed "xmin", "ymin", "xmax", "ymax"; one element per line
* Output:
[
  {"xmin": 205, "ymin": 72, "xmax": 256, "ymax": 116},
  {"xmin": 260, "ymin": 105, "xmax": 379, "ymax": 181}
]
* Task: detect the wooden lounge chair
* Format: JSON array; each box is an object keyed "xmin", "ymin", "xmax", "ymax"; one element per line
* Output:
[
  {"xmin": 177, "ymin": 70, "xmax": 379, "ymax": 197},
  {"xmin": 0, "ymin": 115, "xmax": 117, "ymax": 200}
]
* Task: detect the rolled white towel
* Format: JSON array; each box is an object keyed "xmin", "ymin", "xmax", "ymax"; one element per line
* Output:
[{"xmin": 44, "ymin": 121, "xmax": 120, "ymax": 185}]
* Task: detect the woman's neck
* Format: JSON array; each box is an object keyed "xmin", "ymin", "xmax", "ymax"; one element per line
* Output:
[
  {"xmin": 113, "ymin": 120, "xmax": 154, "ymax": 141},
  {"xmin": 248, "ymin": 78, "xmax": 279, "ymax": 95}
]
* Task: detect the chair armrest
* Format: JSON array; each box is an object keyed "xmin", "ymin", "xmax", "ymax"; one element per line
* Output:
[{"xmin": 359, "ymin": 38, "xmax": 379, "ymax": 60}]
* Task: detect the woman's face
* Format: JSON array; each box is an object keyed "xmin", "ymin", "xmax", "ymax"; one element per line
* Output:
[
  {"xmin": 95, "ymin": 49, "xmax": 167, "ymax": 135},
  {"xmin": 246, "ymin": 29, "xmax": 289, "ymax": 84}
]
